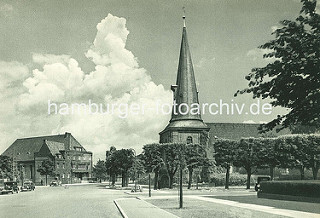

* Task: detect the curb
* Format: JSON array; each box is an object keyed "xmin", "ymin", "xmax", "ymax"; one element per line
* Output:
[{"xmin": 114, "ymin": 199, "xmax": 129, "ymax": 218}]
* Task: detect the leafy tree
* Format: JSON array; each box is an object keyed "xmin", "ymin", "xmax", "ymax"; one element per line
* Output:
[
  {"xmin": 214, "ymin": 139, "xmax": 237, "ymax": 189},
  {"xmin": 307, "ymin": 135, "xmax": 320, "ymax": 179},
  {"xmin": 128, "ymin": 154, "xmax": 146, "ymax": 188},
  {"xmin": 256, "ymin": 138, "xmax": 279, "ymax": 180},
  {"xmin": 233, "ymin": 138, "xmax": 263, "ymax": 189},
  {"xmin": 161, "ymin": 143, "xmax": 185, "ymax": 189},
  {"xmin": 235, "ymin": 0, "xmax": 320, "ymax": 132},
  {"xmin": 106, "ymin": 146, "xmax": 117, "ymax": 185},
  {"xmin": 0, "ymin": 155, "xmax": 12, "ymax": 180},
  {"xmin": 93, "ymin": 160, "xmax": 108, "ymax": 182},
  {"xmin": 184, "ymin": 144, "xmax": 210, "ymax": 189},
  {"xmin": 112, "ymin": 149, "xmax": 135, "ymax": 187},
  {"xmin": 37, "ymin": 159, "xmax": 55, "ymax": 185},
  {"xmin": 278, "ymin": 135, "xmax": 310, "ymax": 179},
  {"xmin": 142, "ymin": 143, "xmax": 163, "ymax": 189}
]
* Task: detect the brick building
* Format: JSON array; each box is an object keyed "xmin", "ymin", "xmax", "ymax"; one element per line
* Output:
[{"xmin": 2, "ymin": 132, "xmax": 92, "ymax": 185}]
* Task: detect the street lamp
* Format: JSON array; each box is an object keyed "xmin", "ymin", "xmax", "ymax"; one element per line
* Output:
[{"xmin": 130, "ymin": 148, "xmax": 137, "ymax": 192}]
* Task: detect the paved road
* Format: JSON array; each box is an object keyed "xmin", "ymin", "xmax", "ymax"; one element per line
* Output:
[{"xmin": 0, "ymin": 184, "xmax": 124, "ymax": 218}]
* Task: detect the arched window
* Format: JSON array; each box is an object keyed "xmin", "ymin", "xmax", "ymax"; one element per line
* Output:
[{"xmin": 187, "ymin": 136, "xmax": 193, "ymax": 144}]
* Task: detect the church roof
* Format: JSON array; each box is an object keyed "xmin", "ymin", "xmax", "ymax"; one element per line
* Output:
[
  {"xmin": 171, "ymin": 16, "xmax": 203, "ymax": 122},
  {"xmin": 206, "ymin": 123, "xmax": 291, "ymax": 144}
]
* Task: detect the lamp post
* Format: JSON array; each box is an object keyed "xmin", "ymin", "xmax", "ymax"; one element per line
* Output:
[
  {"xmin": 148, "ymin": 173, "xmax": 151, "ymax": 197},
  {"xmin": 130, "ymin": 148, "xmax": 137, "ymax": 192}
]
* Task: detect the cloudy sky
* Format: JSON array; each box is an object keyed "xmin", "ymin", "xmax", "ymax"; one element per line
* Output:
[{"xmin": 0, "ymin": 0, "xmax": 309, "ymax": 160}]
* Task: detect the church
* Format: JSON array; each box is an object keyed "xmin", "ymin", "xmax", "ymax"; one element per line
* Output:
[{"xmin": 159, "ymin": 15, "xmax": 289, "ymax": 148}]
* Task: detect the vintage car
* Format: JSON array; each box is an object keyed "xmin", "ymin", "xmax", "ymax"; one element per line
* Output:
[
  {"xmin": 255, "ymin": 176, "xmax": 271, "ymax": 191},
  {"xmin": 21, "ymin": 181, "xmax": 35, "ymax": 191},
  {"xmin": 0, "ymin": 181, "xmax": 19, "ymax": 194}
]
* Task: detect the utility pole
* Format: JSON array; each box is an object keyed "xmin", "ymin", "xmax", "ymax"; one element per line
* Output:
[
  {"xmin": 148, "ymin": 173, "xmax": 151, "ymax": 197},
  {"xmin": 179, "ymin": 167, "xmax": 183, "ymax": 208}
]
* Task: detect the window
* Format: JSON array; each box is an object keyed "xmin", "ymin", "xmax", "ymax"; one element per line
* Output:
[
  {"xmin": 187, "ymin": 136, "xmax": 193, "ymax": 144},
  {"xmin": 62, "ymin": 163, "xmax": 65, "ymax": 169},
  {"xmin": 56, "ymin": 164, "xmax": 59, "ymax": 169},
  {"xmin": 67, "ymin": 174, "xmax": 70, "ymax": 178},
  {"xmin": 62, "ymin": 174, "xmax": 65, "ymax": 179}
]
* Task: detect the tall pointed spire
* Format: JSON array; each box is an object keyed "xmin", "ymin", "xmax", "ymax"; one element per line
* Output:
[
  {"xmin": 171, "ymin": 14, "xmax": 202, "ymax": 122},
  {"xmin": 159, "ymin": 14, "xmax": 209, "ymax": 145}
]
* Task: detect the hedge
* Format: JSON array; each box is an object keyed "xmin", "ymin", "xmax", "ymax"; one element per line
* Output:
[
  {"xmin": 260, "ymin": 180, "xmax": 320, "ymax": 198},
  {"xmin": 210, "ymin": 173, "xmax": 254, "ymax": 186}
]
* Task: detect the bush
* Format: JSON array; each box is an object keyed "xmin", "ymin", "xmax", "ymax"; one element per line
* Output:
[
  {"xmin": 210, "ymin": 173, "xmax": 253, "ymax": 186},
  {"xmin": 260, "ymin": 180, "xmax": 320, "ymax": 198}
]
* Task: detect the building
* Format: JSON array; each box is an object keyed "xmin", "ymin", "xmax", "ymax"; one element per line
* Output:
[
  {"xmin": 2, "ymin": 132, "xmax": 92, "ymax": 185},
  {"xmin": 159, "ymin": 16, "xmax": 290, "ymax": 147},
  {"xmin": 159, "ymin": 15, "xmax": 210, "ymax": 146}
]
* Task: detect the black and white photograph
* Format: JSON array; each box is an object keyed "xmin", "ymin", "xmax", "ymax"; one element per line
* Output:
[{"xmin": 0, "ymin": 0, "xmax": 320, "ymax": 217}]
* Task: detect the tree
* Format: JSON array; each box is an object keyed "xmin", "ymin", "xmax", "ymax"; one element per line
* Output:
[
  {"xmin": 112, "ymin": 149, "xmax": 135, "ymax": 187},
  {"xmin": 93, "ymin": 160, "xmax": 108, "ymax": 182},
  {"xmin": 307, "ymin": 135, "xmax": 320, "ymax": 179},
  {"xmin": 233, "ymin": 138, "xmax": 263, "ymax": 189},
  {"xmin": 184, "ymin": 144, "xmax": 210, "ymax": 189},
  {"xmin": 214, "ymin": 139, "xmax": 237, "ymax": 189},
  {"xmin": 161, "ymin": 143, "xmax": 184, "ymax": 189},
  {"xmin": 142, "ymin": 143, "xmax": 163, "ymax": 190},
  {"xmin": 106, "ymin": 146, "xmax": 117, "ymax": 185},
  {"xmin": 235, "ymin": 0, "xmax": 320, "ymax": 132},
  {"xmin": 0, "ymin": 155, "xmax": 12, "ymax": 180},
  {"xmin": 37, "ymin": 159, "xmax": 55, "ymax": 186},
  {"xmin": 256, "ymin": 138, "xmax": 279, "ymax": 180}
]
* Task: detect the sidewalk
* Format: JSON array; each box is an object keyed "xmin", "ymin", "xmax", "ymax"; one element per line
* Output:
[{"xmin": 114, "ymin": 197, "xmax": 179, "ymax": 218}]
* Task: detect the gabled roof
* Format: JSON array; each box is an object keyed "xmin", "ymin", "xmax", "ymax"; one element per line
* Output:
[
  {"xmin": 45, "ymin": 141, "xmax": 65, "ymax": 156},
  {"xmin": 2, "ymin": 132, "xmax": 86, "ymax": 162}
]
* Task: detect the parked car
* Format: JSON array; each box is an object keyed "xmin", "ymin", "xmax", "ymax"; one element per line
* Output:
[
  {"xmin": 21, "ymin": 181, "xmax": 35, "ymax": 191},
  {"xmin": 1, "ymin": 181, "xmax": 19, "ymax": 194},
  {"xmin": 49, "ymin": 180, "xmax": 58, "ymax": 187},
  {"xmin": 255, "ymin": 176, "xmax": 271, "ymax": 191}
]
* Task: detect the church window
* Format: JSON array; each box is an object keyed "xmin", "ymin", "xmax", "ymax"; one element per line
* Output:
[{"xmin": 187, "ymin": 136, "xmax": 193, "ymax": 144}]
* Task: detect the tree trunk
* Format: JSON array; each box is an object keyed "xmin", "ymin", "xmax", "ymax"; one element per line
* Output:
[
  {"xmin": 269, "ymin": 166, "xmax": 274, "ymax": 181},
  {"xmin": 169, "ymin": 173, "xmax": 174, "ymax": 189},
  {"xmin": 188, "ymin": 168, "xmax": 193, "ymax": 189},
  {"xmin": 154, "ymin": 170, "xmax": 159, "ymax": 190},
  {"xmin": 225, "ymin": 166, "xmax": 230, "ymax": 189},
  {"xmin": 111, "ymin": 174, "xmax": 116, "ymax": 186},
  {"xmin": 121, "ymin": 172, "xmax": 125, "ymax": 187},
  {"xmin": 246, "ymin": 171, "xmax": 251, "ymax": 189},
  {"xmin": 299, "ymin": 166, "xmax": 305, "ymax": 180},
  {"xmin": 312, "ymin": 166, "xmax": 319, "ymax": 180},
  {"xmin": 45, "ymin": 175, "xmax": 48, "ymax": 186}
]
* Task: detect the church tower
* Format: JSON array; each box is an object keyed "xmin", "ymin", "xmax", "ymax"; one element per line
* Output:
[{"xmin": 159, "ymin": 15, "xmax": 210, "ymax": 145}]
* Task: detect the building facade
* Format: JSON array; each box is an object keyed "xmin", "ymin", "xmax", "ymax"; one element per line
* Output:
[{"xmin": 2, "ymin": 132, "xmax": 92, "ymax": 185}]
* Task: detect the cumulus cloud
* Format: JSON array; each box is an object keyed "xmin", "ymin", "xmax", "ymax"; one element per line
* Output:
[
  {"xmin": 246, "ymin": 48, "xmax": 276, "ymax": 61},
  {"xmin": 0, "ymin": 14, "xmax": 171, "ymax": 160}
]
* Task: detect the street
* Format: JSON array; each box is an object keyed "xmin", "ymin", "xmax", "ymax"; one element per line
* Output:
[{"xmin": 0, "ymin": 184, "xmax": 124, "ymax": 218}]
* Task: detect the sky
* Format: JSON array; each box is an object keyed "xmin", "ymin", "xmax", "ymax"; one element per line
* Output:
[{"xmin": 0, "ymin": 0, "xmax": 312, "ymax": 161}]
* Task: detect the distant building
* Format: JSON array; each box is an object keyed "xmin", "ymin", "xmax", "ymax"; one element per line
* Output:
[{"xmin": 2, "ymin": 132, "xmax": 92, "ymax": 185}]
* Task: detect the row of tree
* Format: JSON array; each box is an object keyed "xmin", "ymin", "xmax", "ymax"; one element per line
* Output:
[
  {"xmin": 214, "ymin": 134, "xmax": 320, "ymax": 189},
  {"xmin": 94, "ymin": 143, "xmax": 210, "ymax": 189}
]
